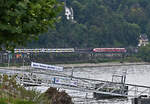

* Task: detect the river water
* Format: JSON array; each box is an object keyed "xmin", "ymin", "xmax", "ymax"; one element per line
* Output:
[
  {"xmin": 1, "ymin": 64, "xmax": 150, "ymax": 104},
  {"xmin": 59, "ymin": 64, "xmax": 150, "ymax": 104}
]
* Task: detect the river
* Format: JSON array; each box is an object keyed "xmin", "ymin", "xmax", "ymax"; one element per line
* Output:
[
  {"xmin": 58, "ymin": 64, "xmax": 150, "ymax": 104},
  {"xmin": 1, "ymin": 64, "xmax": 150, "ymax": 104}
]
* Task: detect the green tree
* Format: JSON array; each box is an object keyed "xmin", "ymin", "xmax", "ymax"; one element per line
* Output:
[
  {"xmin": 137, "ymin": 44, "xmax": 150, "ymax": 62},
  {"xmin": 0, "ymin": 0, "xmax": 63, "ymax": 50},
  {"xmin": 28, "ymin": 0, "xmax": 150, "ymax": 48},
  {"xmin": 45, "ymin": 87, "xmax": 73, "ymax": 104}
]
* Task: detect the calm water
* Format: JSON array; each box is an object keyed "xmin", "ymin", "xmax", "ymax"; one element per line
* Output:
[
  {"xmin": 1, "ymin": 64, "xmax": 150, "ymax": 104},
  {"xmin": 60, "ymin": 64, "xmax": 150, "ymax": 104}
]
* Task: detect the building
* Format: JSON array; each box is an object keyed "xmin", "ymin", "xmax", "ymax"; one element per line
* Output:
[{"xmin": 138, "ymin": 34, "xmax": 149, "ymax": 47}]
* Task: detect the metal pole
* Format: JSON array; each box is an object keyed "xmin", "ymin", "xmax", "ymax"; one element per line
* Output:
[
  {"xmin": 84, "ymin": 93, "xmax": 88, "ymax": 104},
  {"xmin": 22, "ymin": 54, "xmax": 25, "ymax": 70},
  {"xmin": 71, "ymin": 67, "xmax": 74, "ymax": 80},
  {"xmin": 8, "ymin": 53, "xmax": 10, "ymax": 69},
  {"xmin": 23, "ymin": 57, "xmax": 24, "ymax": 69}
]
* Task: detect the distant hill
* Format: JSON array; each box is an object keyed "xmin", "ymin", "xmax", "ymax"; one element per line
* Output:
[{"xmin": 28, "ymin": 0, "xmax": 150, "ymax": 48}]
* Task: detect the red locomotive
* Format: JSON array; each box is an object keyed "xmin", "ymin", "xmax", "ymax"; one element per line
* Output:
[{"xmin": 93, "ymin": 48, "xmax": 127, "ymax": 53}]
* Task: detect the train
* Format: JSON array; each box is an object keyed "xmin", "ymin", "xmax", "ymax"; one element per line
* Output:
[
  {"xmin": 14, "ymin": 48, "xmax": 127, "ymax": 53},
  {"xmin": 92, "ymin": 48, "xmax": 127, "ymax": 53},
  {"xmin": 14, "ymin": 48, "xmax": 75, "ymax": 53}
]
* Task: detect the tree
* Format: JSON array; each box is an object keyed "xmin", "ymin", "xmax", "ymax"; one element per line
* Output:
[
  {"xmin": 45, "ymin": 87, "xmax": 74, "ymax": 104},
  {"xmin": 0, "ymin": 0, "xmax": 63, "ymax": 50},
  {"xmin": 137, "ymin": 44, "xmax": 150, "ymax": 62},
  {"xmin": 28, "ymin": 0, "xmax": 150, "ymax": 48}
]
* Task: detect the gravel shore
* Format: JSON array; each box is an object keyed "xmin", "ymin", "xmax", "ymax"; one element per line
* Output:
[{"xmin": 57, "ymin": 62, "xmax": 150, "ymax": 69}]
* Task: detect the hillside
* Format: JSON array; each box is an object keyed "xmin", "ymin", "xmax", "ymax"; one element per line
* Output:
[{"xmin": 28, "ymin": 0, "xmax": 150, "ymax": 48}]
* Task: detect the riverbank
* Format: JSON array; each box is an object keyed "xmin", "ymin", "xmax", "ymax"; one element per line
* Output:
[
  {"xmin": 57, "ymin": 62, "xmax": 150, "ymax": 69},
  {"xmin": 0, "ymin": 62, "xmax": 149, "ymax": 70}
]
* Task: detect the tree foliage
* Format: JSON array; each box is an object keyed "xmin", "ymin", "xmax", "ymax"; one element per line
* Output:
[
  {"xmin": 137, "ymin": 44, "xmax": 150, "ymax": 62},
  {"xmin": 44, "ymin": 87, "xmax": 74, "ymax": 104},
  {"xmin": 0, "ymin": 74, "xmax": 73, "ymax": 104},
  {"xmin": 0, "ymin": 0, "xmax": 63, "ymax": 50},
  {"xmin": 29, "ymin": 0, "xmax": 150, "ymax": 48}
]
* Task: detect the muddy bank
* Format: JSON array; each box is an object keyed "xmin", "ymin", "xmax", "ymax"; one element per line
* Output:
[{"xmin": 57, "ymin": 62, "xmax": 150, "ymax": 69}]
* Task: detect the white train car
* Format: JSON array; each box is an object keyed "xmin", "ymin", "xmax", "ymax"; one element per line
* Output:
[
  {"xmin": 46, "ymin": 48, "xmax": 75, "ymax": 53},
  {"xmin": 14, "ymin": 48, "xmax": 75, "ymax": 53}
]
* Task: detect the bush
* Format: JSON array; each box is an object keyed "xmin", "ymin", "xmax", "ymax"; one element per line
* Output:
[
  {"xmin": 0, "ymin": 98, "xmax": 7, "ymax": 104},
  {"xmin": 0, "ymin": 75, "xmax": 73, "ymax": 104},
  {"xmin": 44, "ymin": 87, "xmax": 74, "ymax": 104},
  {"xmin": 13, "ymin": 99, "xmax": 35, "ymax": 104}
]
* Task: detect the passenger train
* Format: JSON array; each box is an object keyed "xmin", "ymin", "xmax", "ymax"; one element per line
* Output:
[
  {"xmin": 14, "ymin": 48, "xmax": 127, "ymax": 53},
  {"xmin": 14, "ymin": 48, "xmax": 75, "ymax": 53}
]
